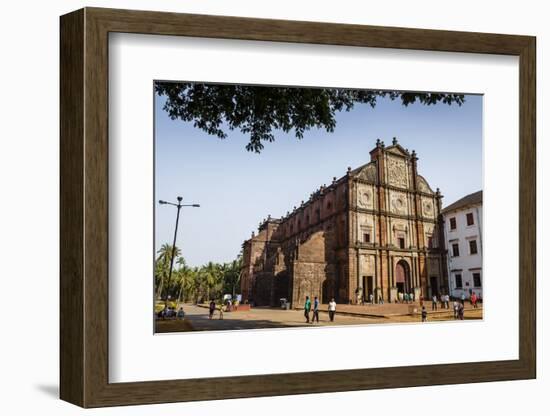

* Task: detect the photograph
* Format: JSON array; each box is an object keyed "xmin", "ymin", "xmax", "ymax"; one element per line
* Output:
[{"xmin": 153, "ymin": 82, "xmax": 483, "ymax": 333}]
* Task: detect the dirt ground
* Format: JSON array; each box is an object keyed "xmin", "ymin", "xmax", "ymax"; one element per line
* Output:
[{"xmin": 155, "ymin": 303, "xmax": 483, "ymax": 333}]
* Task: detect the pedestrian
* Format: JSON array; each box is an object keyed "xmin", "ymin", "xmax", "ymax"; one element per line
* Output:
[
  {"xmin": 311, "ymin": 296, "xmax": 320, "ymax": 323},
  {"xmin": 445, "ymin": 294, "xmax": 450, "ymax": 309},
  {"xmin": 432, "ymin": 294, "xmax": 438, "ymax": 311},
  {"xmin": 208, "ymin": 300, "xmax": 216, "ymax": 320},
  {"xmin": 453, "ymin": 301, "xmax": 459, "ymax": 319},
  {"xmin": 404, "ymin": 292, "xmax": 409, "ymax": 304},
  {"xmin": 304, "ymin": 296, "xmax": 311, "ymax": 323},
  {"xmin": 176, "ymin": 307, "xmax": 185, "ymax": 320},
  {"xmin": 461, "ymin": 292, "xmax": 466, "ymax": 306},
  {"xmin": 471, "ymin": 292, "xmax": 478, "ymax": 308},
  {"xmin": 219, "ymin": 302, "xmax": 224, "ymax": 320},
  {"xmin": 369, "ymin": 293, "xmax": 374, "ymax": 305},
  {"xmin": 421, "ymin": 306, "xmax": 428, "ymax": 322},
  {"xmin": 378, "ymin": 294, "xmax": 384, "ymax": 305},
  {"xmin": 328, "ymin": 298, "xmax": 336, "ymax": 322},
  {"xmin": 458, "ymin": 302, "xmax": 464, "ymax": 320}
]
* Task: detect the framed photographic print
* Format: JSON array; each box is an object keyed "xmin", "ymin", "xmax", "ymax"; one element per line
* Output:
[{"xmin": 60, "ymin": 7, "xmax": 536, "ymax": 408}]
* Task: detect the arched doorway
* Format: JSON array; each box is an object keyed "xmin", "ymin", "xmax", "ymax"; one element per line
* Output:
[{"xmin": 395, "ymin": 260, "xmax": 412, "ymax": 294}]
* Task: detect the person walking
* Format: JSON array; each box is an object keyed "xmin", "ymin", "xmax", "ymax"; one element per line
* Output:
[
  {"xmin": 432, "ymin": 294, "xmax": 438, "ymax": 311},
  {"xmin": 461, "ymin": 292, "xmax": 466, "ymax": 306},
  {"xmin": 328, "ymin": 298, "xmax": 337, "ymax": 322},
  {"xmin": 445, "ymin": 294, "xmax": 450, "ymax": 309},
  {"xmin": 453, "ymin": 301, "xmax": 459, "ymax": 319},
  {"xmin": 471, "ymin": 292, "xmax": 478, "ymax": 309},
  {"xmin": 311, "ymin": 296, "xmax": 320, "ymax": 323},
  {"xmin": 458, "ymin": 302, "xmax": 465, "ymax": 320},
  {"xmin": 208, "ymin": 300, "xmax": 216, "ymax": 320},
  {"xmin": 304, "ymin": 296, "xmax": 311, "ymax": 323},
  {"xmin": 421, "ymin": 306, "xmax": 428, "ymax": 322}
]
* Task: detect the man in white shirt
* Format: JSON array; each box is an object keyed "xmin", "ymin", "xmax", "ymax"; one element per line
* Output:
[{"xmin": 328, "ymin": 298, "xmax": 337, "ymax": 322}]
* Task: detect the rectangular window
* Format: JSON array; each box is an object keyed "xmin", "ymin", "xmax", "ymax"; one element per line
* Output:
[
  {"xmin": 398, "ymin": 237, "xmax": 405, "ymax": 249},
  {"xmin": 364, "ymin": 233, "xmax": 370, "ymax": 243},
  {"xmin": 450, "ymin": 217, "xmax": 457, "ymax": 230},
  {"xmin": 469, "ymin": 239, "xmax": 478, "ymax": 254},
  {"xmin": 452, "ymin": 243, "xmax": 460, "ymax": 257},
  {"xmin": 455, "ymin": 274, "xmax": 463, "ymax": 288},
  {"xmin": 466, "ymin": 212, "xmax": 474, "ymax": 226},
  {"xmin": 473, "ymin": 273, "xmax": 482, "ymax": 287}
]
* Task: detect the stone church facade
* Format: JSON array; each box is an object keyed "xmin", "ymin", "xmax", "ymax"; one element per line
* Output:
[{"xmin": 241, "ymin": 138, "xmax": 448, "ymax": 307}]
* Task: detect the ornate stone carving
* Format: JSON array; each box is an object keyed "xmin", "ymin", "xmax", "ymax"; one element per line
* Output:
[
  {"xmin": 422, "ymin": 197, "xmax": 434, "ymax": 218},
  {"xmin": 357, "ymin": 184, "xmax": 373, "ymax": 209},
  {"xmin": 386, "ymin": 156, "xmax": 408, "ymax": 188},
  {"xmin": 390, "ymin": 191, "xmax": 408, "ymax": 214}
]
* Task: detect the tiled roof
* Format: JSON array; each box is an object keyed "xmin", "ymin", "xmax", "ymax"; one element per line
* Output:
[{"xmin": 442, "ymin": 190, "xmax": 482, "ymax": 214}]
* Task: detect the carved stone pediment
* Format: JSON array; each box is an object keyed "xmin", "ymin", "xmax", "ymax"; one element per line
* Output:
[
  {"xmin": 385, "ymin": 144, "xmax": 409, "ymax": 158},
  {"xmin": 356, "ymin": 163, "xmax": 377, "ymax": 183},
  {"xmin": 417, "ymin": 175, "xmax": 434, "ymax": 194}
]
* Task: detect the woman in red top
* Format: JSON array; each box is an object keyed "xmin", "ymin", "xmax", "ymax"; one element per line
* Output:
[{"xmin": 471, "ymin": 292, "xmax": 478, "ymax": 308}]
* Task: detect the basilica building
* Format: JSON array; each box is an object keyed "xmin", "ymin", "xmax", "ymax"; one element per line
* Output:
[{"xmin": 241, "ymin": 138, "xmax": 448, "ymax": 307}]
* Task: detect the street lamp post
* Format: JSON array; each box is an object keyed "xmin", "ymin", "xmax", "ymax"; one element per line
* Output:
[{"xmin": 158, "ymin": 196, "xmax": 200, "ymax": 305}]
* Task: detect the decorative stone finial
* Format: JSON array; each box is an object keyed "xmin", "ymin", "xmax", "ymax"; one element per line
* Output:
[
  {"xmin": 376, "ymin": 138, "xmax": 381, "ymax": 147},
  {"xmin": 392, "ymin": 137, "xmax": 398, "ymax": 145},
  {"xmin": 347, "ymin": 166, "xmax": 352, "ymax": 173},
  {"xmin": 333, "ymin": 176, "xmax": 337, "ymax": 183}
]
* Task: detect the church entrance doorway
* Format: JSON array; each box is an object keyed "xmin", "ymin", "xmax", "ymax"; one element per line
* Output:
[
  {"xmin": 362, "ymin": 276, "xmax": 374, "ymax": 302},
  {"xmin": 430, "ymin": 276, "xmax": 439, "ymax": 298},
  {"xmin": 395, "ymin": 260, "xmax": 411, "ymax": 295}
]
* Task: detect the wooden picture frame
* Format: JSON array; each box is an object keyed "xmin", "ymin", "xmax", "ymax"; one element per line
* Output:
[{"xmin": 60, "ymin": 7, "xmax": 536, "ymax": 408}]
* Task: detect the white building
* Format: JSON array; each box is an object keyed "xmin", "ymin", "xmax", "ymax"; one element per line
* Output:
[{"xmin": 442, "ymin": 191, "xmax": 483, "ymax": 299}]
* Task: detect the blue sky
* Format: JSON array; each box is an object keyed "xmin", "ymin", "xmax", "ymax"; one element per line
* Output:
[{"xmin": 155, "ymin": 88, "xmax": 482, "ymax": 267}]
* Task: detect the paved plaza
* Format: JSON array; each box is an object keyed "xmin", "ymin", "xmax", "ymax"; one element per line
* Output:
[{"xmin": 155, "ymin": 302, "xmax": 483, "ymax": 333}]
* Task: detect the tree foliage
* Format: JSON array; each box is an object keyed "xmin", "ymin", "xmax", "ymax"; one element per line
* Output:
[
  {"xmin": 154, "ymin": 246, "xmax": 243, "ymax": 304},
  {"xmin": 155, "ymin": 82, "xmax": 465, "ymax": 153}
]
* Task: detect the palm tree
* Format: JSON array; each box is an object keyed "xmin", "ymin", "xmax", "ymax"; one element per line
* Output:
[
  {"xmin": 155, "ymin": 243, "xmax": 181, "ymax": 300},
  {"xmin": 222, "ymin": 257, "xmax": 243, "ymax": 297},
  {"xmin": 175, "ymin": 257, "xmax": 195, "ymax": 303}
]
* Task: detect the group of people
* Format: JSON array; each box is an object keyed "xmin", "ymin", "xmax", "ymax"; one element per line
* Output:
[
  {"xmin": 430, "ymin": 293, "xmax": 451, "ymax": 311},
  {"xmin": 157, "ymin": 305, "xmax": 185, "ymax": 320},
  {"xmin": 303, "ymin": 296, "xmax": 337, "ymax": 323},
  {"xmin": 421, "ymin": 301, "xmax": 465, "ymax": 322},
  {"xmin": 397, "ymin": 292, "xmax": 415, "ymax": 304}
]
